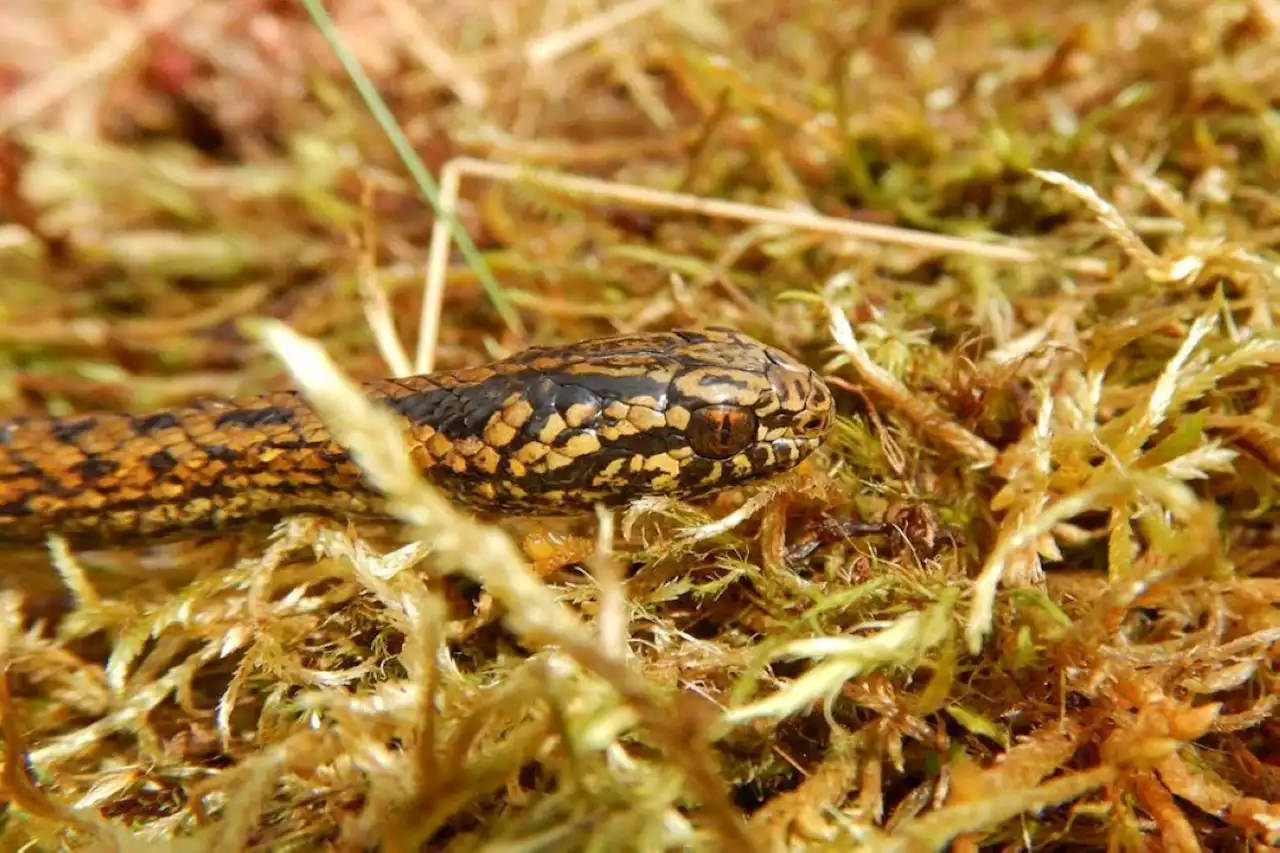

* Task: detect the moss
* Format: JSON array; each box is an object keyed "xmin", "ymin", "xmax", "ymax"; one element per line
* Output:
[{"xmin": 0, "ymin": 0, "xmax": 1276, "ymax": 850}]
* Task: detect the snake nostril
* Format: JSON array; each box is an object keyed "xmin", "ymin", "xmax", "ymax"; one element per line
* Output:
[{"xmin": 802, "ymin": 411, "xmax": 833, "ymax": 434}]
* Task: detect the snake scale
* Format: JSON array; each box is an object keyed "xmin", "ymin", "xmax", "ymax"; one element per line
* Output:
[{"xmin": 0, "ymin": 327, "xmax": 835, "ymax": 548}]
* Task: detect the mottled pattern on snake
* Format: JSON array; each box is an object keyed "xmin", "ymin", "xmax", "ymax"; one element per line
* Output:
[{"xmin": 0, "ymin": 327, "xmax": 834, "ymax": 547}]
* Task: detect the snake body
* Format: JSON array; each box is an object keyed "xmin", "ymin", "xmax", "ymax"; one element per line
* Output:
[{"xmin": 0, "ymin": 328, "xmax": 834, "ymax": 547}]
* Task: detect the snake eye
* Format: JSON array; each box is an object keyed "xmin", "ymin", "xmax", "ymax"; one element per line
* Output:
[{"xmin": 687, "ymin": 405, "xmax": 757, "ymax": 459}]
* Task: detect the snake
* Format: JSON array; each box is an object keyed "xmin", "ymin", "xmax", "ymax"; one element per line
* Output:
[{"xmin": 0, "ymin": 327, "xmax": 835, "ymax": 548}]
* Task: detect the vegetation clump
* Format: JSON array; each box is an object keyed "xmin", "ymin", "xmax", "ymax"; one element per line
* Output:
[{"xmin": 0, "ymin": 1, "xmax": 1275, "ymax": 850}]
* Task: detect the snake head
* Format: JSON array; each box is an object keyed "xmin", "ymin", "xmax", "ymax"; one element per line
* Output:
[
  {"xmin": 659, "ymin": 329, "xmax": 835, "ymax": 495},
  {"xmin": 393, "ymin": 326, "xmax": 837, "ymax": 514}
]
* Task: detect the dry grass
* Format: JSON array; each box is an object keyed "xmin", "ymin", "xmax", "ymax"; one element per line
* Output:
[{"xmin": 0, "ymin": 0, "xmax": 1277, "ymax": 851}]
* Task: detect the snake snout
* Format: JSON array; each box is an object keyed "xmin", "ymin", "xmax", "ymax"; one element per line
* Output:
[{"xmin": 764, "ymin": 356, "xmax": 835, "ymax": 447}]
